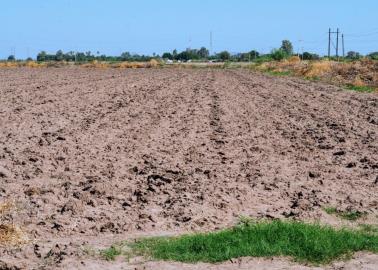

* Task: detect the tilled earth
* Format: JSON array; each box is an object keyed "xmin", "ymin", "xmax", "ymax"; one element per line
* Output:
[{"xmin": 0, "ymin": 68, "xmax": 377, "ymax": 269}]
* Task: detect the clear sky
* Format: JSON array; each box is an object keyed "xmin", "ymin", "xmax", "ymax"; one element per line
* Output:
[{"xmin": 1, "ymin": 0, "xmax": 377, "ymax": 59}]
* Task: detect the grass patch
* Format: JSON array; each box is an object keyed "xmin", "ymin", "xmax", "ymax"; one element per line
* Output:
[
  {"xmin": 130, "ymin": 220, "xmax": 378, "ymax": 265},
  {"xmin": 265, "ymin": 70, "xmax": 292, "ymax": 76},
  {"xmin": 100, "ymin": 245, "xmax": 122, "ymax": 261},
  {"xmin": 324, "ymin": 207, "xmax": 367, "ymax": 221},
  {"xmin": 359, "ymin": 224, "xmax": 378, "ymax": 234},
  {"xmin": 345, "ymin": 85, "xmax": 375, "ymax": 93}
]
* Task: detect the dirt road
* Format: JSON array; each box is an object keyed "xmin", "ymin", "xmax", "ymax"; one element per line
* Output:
[{"xmin": 0, "ymin": 68, "xmax": 377, "ymax": 269}]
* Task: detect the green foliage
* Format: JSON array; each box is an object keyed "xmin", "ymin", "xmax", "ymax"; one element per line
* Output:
[
  {"xmin": 324, "ymin": 207, "xmax": 338, "ymax": 215},
  {"xmin": 324, "ymin": 207, "xmax": 368, "ymax": 220},
  {"xmin": 162, "ymin": 52, "xmax": 173, "ymax": 60},
  {"xmin": 198, "ymin": 47, "xmax": 210, "ymax": 58},
  {"xmin": 253, "ymin": 55, "xmax": 273, "ymax": 64},
  {"xmin": 359, "ymin": 224, "xmax": 378, "ymax": 234},
  {"xmin": 266, "ymin": 70, "xmax": 292, "ymax": 76},
  {"xmin": 131, "ymin": 220, "xmax": 378, "ymax": 265},
  {"xmin": 217, "ymin": 51, "xmax": 231, "ymax": 61},
  {"xmin": 7, "ymin": 55, "xmax": 15, "ymax": 61},
  {"xmin": 302, "ymin": 52, "xmax": 320, "ymax": 60},
  {"xmin": 36, "ymin": 50, "xmax": 154, "ymax": 63},
  {"xmin": 346, "ymin": 51, "xmax": 361, "ymax": 60},
  {"xmin": 345, "ymin": 85, "xmax": 375, "ymax": 93},
  {"xmin": 100, "ymin": 246, "xmax": 122, "ymax": 261},
  {"xmin": 368, "ymin": 52, "xmax": 378, "ymax": 60},
  {"xmin": 270, "ymin": 49, "xmax": 287, "ymax": 61},
  {"xmin": 249, "ymin": 50, "xmax": 259, "ymax": 59},
  {"xmin": 281, "ymin": 40, "xmax": 293, "ymax": 55}
]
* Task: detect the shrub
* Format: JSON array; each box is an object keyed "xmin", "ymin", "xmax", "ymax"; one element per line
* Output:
[
  {"xmin": 271, "ymin": 49, "xmax": 287, "ymax": 61},
  {"xmin": 368, "ymin": 52, "xmax": 378, "ymax": 60}
]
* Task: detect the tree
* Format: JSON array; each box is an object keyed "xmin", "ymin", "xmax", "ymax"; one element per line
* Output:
[
  {"xmin": 271, "ymin": 49, "xmax": 286, "ymax": 61},
  {"xmin": 172, "ymin": 49, "xmax": 178, "ymax": 58},
  {"xmin": 281, "ymin": 40, "xmax": 293, "ymax": 55},
  {"xmin": 121, "ymin": 52, "xmax": 131, "ymax": 60},
  {"xmin": 55, "ymin": 50, "xmax": 64, "ymax": 61},
  {"xmin": 7, "ymin": 55, "xmax": 15, "ymax": 61},
  {"xmin": 302, "ymin": 52, "xmax": 320, "ymax": 60},
  {"xmin": 198, "ymin": 47, "xmax": 209, "ymax": 59},
  {"xmin": 218, "ymin": 51, "xmax": 230, "ymax": 61},
  {"xmin": 162, "ymin": 52, "xmax": 173, "ymax": 60},
  {"xmin": 368, "ymin": 52, "xmax": 378, "ymax": 60},
  {"xmin": 346, "ymin": 51, "xmax": 361, "ymax": 60},
  {"xmin": 37, "ymin": 51, "xmax": 47, "ymax": 61},
  {"xmin": 249, "ymin": 50, "xmax": 259, "ymax": 59},
  {"xmin": 238, "ymin": 53, "xmax": 250, "ymax": 62}
]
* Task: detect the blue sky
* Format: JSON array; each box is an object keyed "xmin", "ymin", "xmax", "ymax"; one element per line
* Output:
[{"xmin": 1, "ymin": 0, "xmax": 377, "ymax": 59}]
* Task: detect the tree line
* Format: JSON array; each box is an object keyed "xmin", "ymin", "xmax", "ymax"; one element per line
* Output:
[{"xmin": 4, "ymin": 40, "xmax": 378, "ymax": 62}]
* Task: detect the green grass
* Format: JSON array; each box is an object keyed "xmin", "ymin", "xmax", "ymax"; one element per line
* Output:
[
  {"xmin": 265, "ymin": 70, "xmax": 292, "ymax": 76},
  {"xmin": 130, "ymin": 220, "xmax": 378, "ymax": 265},
  {"xmin": 359, "ymin": 224, "xmax": 378, "ymax": 234},
  {"xmin": 324, "ymin": 207, "xmax": 367, "ymax": 221},
  {"xmin": 345, "ymin": 85, "xmax": 375, "ymax": 93},
  {"xmin": 100, "ymin": 245, "xmax": 122, "ymax": 261}
]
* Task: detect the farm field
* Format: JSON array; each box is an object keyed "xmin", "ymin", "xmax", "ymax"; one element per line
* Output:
[{"xmin": 0, "ymin": 67, "xmax": 377, "ymax": 269}]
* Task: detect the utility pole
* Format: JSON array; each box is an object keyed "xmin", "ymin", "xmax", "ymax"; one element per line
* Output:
[
  {"xmin": 11, "ymin": 47, "xmax": 16, "ymax": 59},
  {"xmin": 342, "ymin": 34, "xmax": 345, "ymax": 57},
  {"xmin": 210, "ymin": 31, "xmax": 213, "ymax": 57},
  {"xmin": 336, "ymin": 28, "xmax": 339, "ymax": 59},
  {"xmin": 328, "ymin": 28, "xmax": 331, "ymax": 58}
]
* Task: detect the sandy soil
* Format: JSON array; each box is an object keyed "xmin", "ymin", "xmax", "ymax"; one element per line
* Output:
[{"xmin": 0, "ymin": 68, "xmax": 377, "ymax": 269}]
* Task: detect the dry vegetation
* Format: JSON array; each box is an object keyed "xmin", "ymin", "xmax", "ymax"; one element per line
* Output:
[
  {"xmin": 253, "ymin": 58, "xmax": 378, "ymax": 92},
  {"xmin": 0, "ymin": 201, "xmax": 28, "ymax": 247}
]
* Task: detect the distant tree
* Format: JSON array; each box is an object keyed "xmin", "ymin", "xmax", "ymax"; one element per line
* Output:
[
  {"xmin": 37, "ymin": 51, "xmax": 47, "ymax": 61},
  {"xmin": 176, "ymin": 50, "xmax": 190, "ymax": 61},
  {"xmin": 172, "ymin": 49, "xmax": 178, "ymax": 58},
  {"xmin": 55, "ymin": 50, "xmax": 64, "ymax": 61},
  {"xmin": 26, "ymin": 57, "xmax": 33, "ymax": 61},
  {"xmin": 280, "ymin": 40, "xmax": 293, "ymax": 55},
  {"xmin": 249, "ymin": 50, "xmax": 259, "ymax": 59},
  {"xmin": 346, "ymin": 51, "xmax": 361, "ymax": 60},
  {"xmin": 162, "ymin": 52, "xmax": 173, "ymax": 59},
  {"xmin": 76, "ymin": 52, "xmax": 86, "ymax": 62},
  {"xmin": 302, "ymin": 52, "xmax": 320, "ymax": 60},
  {"xmin": 7, "ymin": 55, "xmax": 15, "ymax": 61},
  {"xmin": 238, "ymin": 53, "xmax": 250, "ymax": 62},
  {"xmin": 198, "ymin": 47, "xmax": 209, "ymax": 58},
  {"xmin": 121, "ymin": 52, "xmax": 131, "ymax": 60},
  {"xmin": 367, "ymin": 52, "xmax": 378, "ymax": 60},
  {"xmin": 270, "ymin": 49, "xmax": 286, "ymax": 61},
  {"xmin": 218, "ymin": 51, "xmax": 230, "ymax": 61}
]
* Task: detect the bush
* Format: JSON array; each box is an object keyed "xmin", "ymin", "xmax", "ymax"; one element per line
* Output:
[
  {"xmin": 302, "ymin": 52, "xmax": 320, "ymax": 60},
  {"xmin": 270, "ymin": 49, "xmax": 287, "ymax": 61},
  {"xmin": 346, "ymin": 51, "xmax": 361, "ymax": 60},
  {"xmin": 7, "ymin": 55, "xmax": 15, "ymax": 61},
  {"xmin": 368, "ymin": 52, "xmax": 378, "ymax": 60}
]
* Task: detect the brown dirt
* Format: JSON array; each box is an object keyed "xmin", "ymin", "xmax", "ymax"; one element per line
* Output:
[{"xmin": 0, "ymin": 67, "xmax": 377, "ymax": 269}]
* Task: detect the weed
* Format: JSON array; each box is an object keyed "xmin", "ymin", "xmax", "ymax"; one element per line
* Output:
[
  {"xmin": 100, "ymin": 245, "xmax": 122, "ymax": 261},
  {"xmin": 324, "ymin": 207, "xmax": 338, "ymax": 215},
  {"xmin": 324, "ymin": 207, "xmax": 367, "ymax": 221},
  {"xmin": 0, "ymin": 224, "xmax": 28, "ymax": 246},
  {"xmin": 266, "ymin": 70, "xmax": 292, "ymax": 76},
  {"xmin": 345, "ymin": 85, "xmax": 375, "ymax": 93},
  {"xmin": 129, "ymin": 220, "xmax": 378, "ymax": 265}
]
